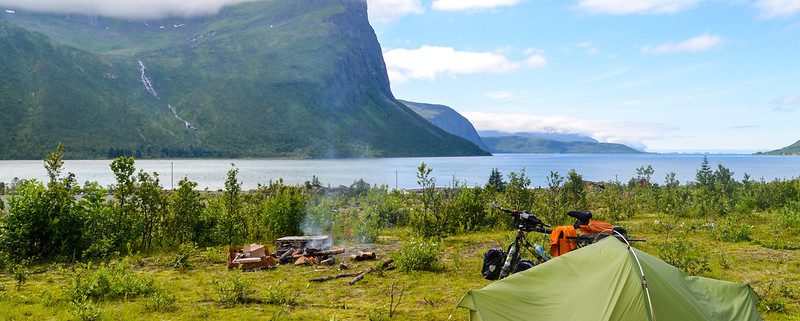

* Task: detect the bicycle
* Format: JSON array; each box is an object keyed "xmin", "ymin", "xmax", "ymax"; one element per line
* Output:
[
  {"xmin": 482, "ymin": 204, "xmax": 552, "ymax": 280},
  {"xmin": 482, "ymin": 204, "xmax": 640, "ymax": 280}
]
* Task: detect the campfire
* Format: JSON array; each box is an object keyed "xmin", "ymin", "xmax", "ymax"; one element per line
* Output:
[
  {"xmin": 228, "ymin": 235, "xmax": 378, "ymax": 271},
  {"xmin": 275, "ymin": 235, "xmax": 344, "ymax": 265}
]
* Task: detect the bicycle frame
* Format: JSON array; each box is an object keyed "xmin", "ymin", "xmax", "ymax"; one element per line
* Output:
[{"xmin": 498, "ymin": 229, "xmax": 549, "ymax": 279}]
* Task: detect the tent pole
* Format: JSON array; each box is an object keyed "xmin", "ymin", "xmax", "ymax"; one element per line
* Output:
[{"xmin": 606, "ymin": 230, "xmax": 657, "ymax": 321}]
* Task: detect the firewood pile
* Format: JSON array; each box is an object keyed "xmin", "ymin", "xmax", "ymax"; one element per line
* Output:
[
  {"xmin": 228, "ymin": 235, "xmax": 380, "ymax": 272},
  {"xmin": 227, "ymin": 243, "xmax": 277, "ymax": 271}
]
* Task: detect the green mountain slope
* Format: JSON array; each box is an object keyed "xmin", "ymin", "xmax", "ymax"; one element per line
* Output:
[
  {"xmin": 400, "ymin": 100, "xmax": 489, "ymax": 151},
  {"xmin": 483, "ymin": 136, "xmax": 644, "ymax": 154},
  {"xmin": 0, "ymin": 22, "xmax": 190, "ymax": 159},
  {"xmin": 0, "ymin": 0, "xmax": 488, "ymax": 159},
  {"xmin": 758, "ymin": 141, "xmax": 800, "ymax": 155}
]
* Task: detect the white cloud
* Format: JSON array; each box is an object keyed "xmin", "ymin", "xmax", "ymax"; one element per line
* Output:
[
  {"xmin": 576, "ymin": 41, "xmax": 601, "ymax": 55},
  {"xmin": 574, "ymin": 0, "xmax": 701, "ymax": 14},
  {"xmin": 641, "ymin": 34, "xmax": 725, "ymax": 54},
  {"xmin": 432, "ymin": 0, "xmax": 521, "ymax": 11},
  {"xmin": 771, "ymin": 94, "xmax": 799, "ymax": 111},
  {"xmin": 0, "ymin": 0, "xmax": 257, "ymax": 19},
  {"xmin": 367, "ymin": 0, "xmax": 423, "ymax": 23},
  {"xmin": 485, "ymin": 91, "xmax": 517, "ymax": 99},
  {"xmin": 755, "ymin": 0, "xmax": 800, "ymax": 19},
  {"xmin": 526, "ymin": 54, "xmax": 548, "ymax": 67},
  {"xmin": 463, "ymin": 111, "xmax": 675, "ymax": 150},
  {"xmin": 383, "ymin": 46, "xmax": 520, "ymax": 83}
]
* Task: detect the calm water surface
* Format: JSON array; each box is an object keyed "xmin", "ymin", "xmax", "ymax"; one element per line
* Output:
[{"xmin": 1, "ymin": 154, "xmax": 799, "ymax": 190}]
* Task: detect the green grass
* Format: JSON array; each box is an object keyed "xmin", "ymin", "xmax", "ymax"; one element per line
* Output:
[{"xmin": 1, "ymin": 211, "xmax": 798, "ymax": 320}]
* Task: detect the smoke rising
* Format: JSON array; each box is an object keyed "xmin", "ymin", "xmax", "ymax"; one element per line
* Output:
[{"xmin": 0, "ymin": 0, "xmax": 257, "ymax": 20}]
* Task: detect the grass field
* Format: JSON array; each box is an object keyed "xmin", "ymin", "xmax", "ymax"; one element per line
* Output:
[{"xmin": 0, "ymin": 211, "xmax": 798, "ymax": 321}]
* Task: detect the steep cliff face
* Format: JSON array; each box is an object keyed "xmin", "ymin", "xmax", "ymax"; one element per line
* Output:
[
  {"xmin": 401, "ymin": 100, "xmax": 489, "ymax": 152},
  {"xmin": 0, "ymin": 0, "xmax": 487, "ymax": 159}
]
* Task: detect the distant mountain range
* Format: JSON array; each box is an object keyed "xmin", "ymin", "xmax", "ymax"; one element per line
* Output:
[
  {"xmin": 0, "ymin": 0, "xmax": 488, "ymax": 159},
  {"xmin": 482, "ymin": 136, "xmax": 643, "ymax": 154},
  {"xmin": 477, "ymin": 130, "xmax": 599, "ymax": 143},
  {"xmin": 756, "ymin": 141, "xmax": 800, "ymax": 156},
  {"xmin": 400, "ymin": 100, "xmax": 489, "ymax": 151},
  {"xmin": 402, "ymin": 101, "xmax": 643, "ymax": 154}
]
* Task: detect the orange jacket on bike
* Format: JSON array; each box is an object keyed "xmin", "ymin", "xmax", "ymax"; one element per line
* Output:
[
  {"xmin": 578, "ymin": 220, "xmax": 613, "ymax": 235},
  {"xmin": 549, "ymin": 226, "xmax": 577, "ymax": 257}
]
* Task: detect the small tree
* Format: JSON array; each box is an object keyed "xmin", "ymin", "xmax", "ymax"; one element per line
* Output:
[
  {"xmin": 564, "ymin": 169, "xmax": 586, "ymax": 210},
  {"xmin": 110, "ymin": 157, "xmax": 137, "ymax": 248},
  {"xmin": 221, "ymin": 168, "xmax": 244, "ymax": 245},
  {"xmin": 136, "ymin": 171, "xmax": 166, "ymax": 250},
  {"xmin": 504, "ymin": 169, "xmax": 534, "ymax": 212},
  {"xmin": 168, "ymin": 178, "xmax": 205, "ymax": 245},
  {"xmin": 487, "ymin": 168, "xmax": 506, "ymax": 192}
]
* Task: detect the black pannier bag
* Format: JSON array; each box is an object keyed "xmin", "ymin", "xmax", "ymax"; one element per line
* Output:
[{"xmin": 482, "ymin": 248, "xmax": 505, "ymax": 280}]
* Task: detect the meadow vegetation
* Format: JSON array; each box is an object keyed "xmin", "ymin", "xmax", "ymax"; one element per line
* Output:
[{"xmin": 0, "ymin": 145, "xmax": 798, "ymax": 320}]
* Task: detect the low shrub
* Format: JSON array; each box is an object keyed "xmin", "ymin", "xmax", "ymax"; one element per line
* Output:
[
  {"xmin": 391, "ymin": 239, "xmax": 442, "ymax": 273},
  {"xmin": 263, "ymin": 283, "xmax": 296, "ymax": 306},
  {"xmin": 64, "ymin": 262, "xmax": 155, "ymax": 303},
  {"xmin": 653, "ymin": 239, "xmax": 711, "ymax": 276},
  {"xmin": 716, "ymin": 217, "xmax": 752, "ymax": 243},
  {"xmin": 71, "ymin": 301, "xmax": 101, "ymax": 321},
  {"xmin": 171, "ymin": 243, "xmax": 197, "ymax": 270},
  {"xmin": 145, "ymin": 290, "xmax": 178, "ymax": 312},
  {"xmin": 777, "ymin": 205, "xmax": 800, "ymax": 230},
  {"xmin": 213, "ymin": 270, "xmax": 255, "ymax": 307}
]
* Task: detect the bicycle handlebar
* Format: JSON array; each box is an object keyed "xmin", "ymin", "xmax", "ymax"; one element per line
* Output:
[{"xmin": 491, "ymin": 203, "xmax": 551, "ymax": 228}]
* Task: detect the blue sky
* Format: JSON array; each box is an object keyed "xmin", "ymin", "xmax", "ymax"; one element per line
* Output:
[{"xmin": 366, "ymin": 0, "xmax": 800, "ymax": 153}]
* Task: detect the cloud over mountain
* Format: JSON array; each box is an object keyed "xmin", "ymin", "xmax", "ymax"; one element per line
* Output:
[{"xmin": 0, "ymin": 0, "xmax": 256, "ymax": 19}]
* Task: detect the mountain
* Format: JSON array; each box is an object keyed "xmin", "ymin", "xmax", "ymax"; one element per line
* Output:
[
  {"xmin": 0, "ymin": 0, "xmax": 488, "ymax": 159},
  {"xmin": 757, "ymin": 141, "xmax": 800, "ymax": 155},
  {"xmin": 400, "ymin": 100, "xmax": 489, "ymax": 151},
  {"xmin": 483, "ymin": 136, "xmax": 644, "ymax": 154},
  {"xmin": 478, "ymin": 130, "xmax": 598, "ymax": 143},
  {"xmin": 0, "ymin": 22, "xmax": 182, "ymax": 158}
]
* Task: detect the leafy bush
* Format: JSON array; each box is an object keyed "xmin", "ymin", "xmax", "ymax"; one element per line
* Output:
[
  {"xmin": 71, "ymin": 301, "xmax": 101, "ymax": 321},
  {"xmin": 260, "ymin": 183, "xmax": 307, "ymax": 240},
  {"xmin": 392, "ymin": 239, "xmax": 442, "ymax": 273},
  {"xmin": 716, "ymin": 216, "xmax": 752, "ymax": 243},
  {"xmin": 777, "ymin": 205, "xmax": 800, "ymax": 230},
  {"xmin": 653, "ymin": 239, "xmax": 711, "ymax": 276},
  {"xmin": 171, "ymin": 243, "xmax": 197, "ymax": 270}
]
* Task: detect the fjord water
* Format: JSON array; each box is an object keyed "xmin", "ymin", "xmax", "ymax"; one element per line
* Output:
[{"xmin": 1, "ymin": 154, "xmax": 798, "ymax": 190}]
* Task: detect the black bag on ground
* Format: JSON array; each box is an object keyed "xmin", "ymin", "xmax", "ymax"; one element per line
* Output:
[{"xmin": 482, "ymin": 248, "xmax": 505, "ymax": 280}]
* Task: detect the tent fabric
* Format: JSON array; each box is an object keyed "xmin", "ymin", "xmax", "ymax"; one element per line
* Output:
[{"xmin": 458, "ymin": 238, "xmax": 761, "ymax": 321}]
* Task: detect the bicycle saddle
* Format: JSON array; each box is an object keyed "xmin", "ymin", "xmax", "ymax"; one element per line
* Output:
[{"xmin": 567, "ymin": 210, "xmax": 592, "ymax": 226}]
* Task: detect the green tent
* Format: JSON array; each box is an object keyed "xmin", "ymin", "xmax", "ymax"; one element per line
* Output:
[{"xmin": 458, "ymin": 237, "xmax": 761, "ymax": 321}]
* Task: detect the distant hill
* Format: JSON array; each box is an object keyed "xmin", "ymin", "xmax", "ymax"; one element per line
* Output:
[
  {"xmin": 483, "ymin": 136, "xmax": 644, "ymax": 154},
  {"xmin": 478, "ymin": 130, "xmax": 598, "ymax": 143},
  {"xmin": 0, "ymin": 0, "xmax": 488, "ymax": 159},
  {"xmin": 400, "ymin": 100, "xmax": 489, "ymax": 151},
  {"xmin": 757, "ymin": 141, "xmax": 800, "ymax": 156}
]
